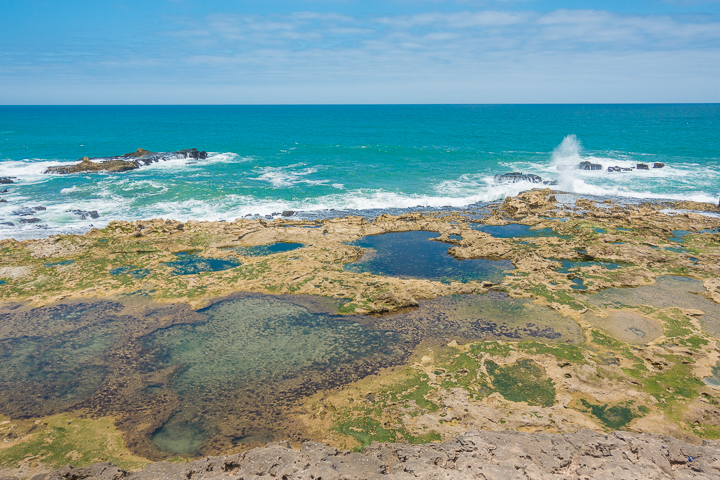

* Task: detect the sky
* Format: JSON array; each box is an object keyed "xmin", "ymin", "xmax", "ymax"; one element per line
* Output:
[{"xmin": 1, "ymin": 0, "xmax": 720, "ymax": 104}]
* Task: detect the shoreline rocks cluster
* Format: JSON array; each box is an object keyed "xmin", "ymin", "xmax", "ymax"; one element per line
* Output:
[
  {"xmin": 43, "ymin": 148, "xmax": 208, "ymax": 174},
  {"xmin": 26, "ymin": 430, "xmax": 720, "ymax": 480}
]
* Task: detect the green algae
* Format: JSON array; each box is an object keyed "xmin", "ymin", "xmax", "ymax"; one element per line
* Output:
[
  {"xmin": 518, "ymin": 341, "xmax": 585, "ymax": 363},
  {"xmin": 333, "ymin": 417, "xmax": 440, "ymax": 452},
  {"xmin": 485, "ymin": 359, "xmax": 556, "ymax": 407},
  {"xmin": 577, "ymin": 399, "xmax": 642, "ymax": 430},
  {"xmin": 642, "ymin": 359, "xmax": 703, "ymax": 406},
  {"xmin": 469, "ymin": 341, "xmax": 514, "ymax": 357},
  {"xmin": 0, "ymin": 414, "xmax": 149, "ymax": 471}
]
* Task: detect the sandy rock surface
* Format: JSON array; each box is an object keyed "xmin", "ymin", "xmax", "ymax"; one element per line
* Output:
[{"xmin": 23, "ymin": 430, "xmax": 720, "ymax": 480}]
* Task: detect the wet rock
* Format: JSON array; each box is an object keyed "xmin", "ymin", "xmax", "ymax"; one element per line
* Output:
[
  {"xmin": 0, "ymin": 189, "xmax": 8, "ymax": 193},
  {"xmin": 654, "ymin": 163, "xmax": 665, "ymax": 168},
  {"xmin": 578, "ymin": 161, "xmax": 602, "ymax": 170},
  {"xmin": 0, "ymin": 177, "xmax": 15, "ymax": 184},
  {"xmin": 12, "ymin": 207, "xmax": 36, "ymax": 216},
  {"xmin": 67, "ymin": 209, "xmax": 100, "ymax": 220},
  {"xmin": 42, "ymin": 430, "xmax": 720, "ymax": 480},
  {"xmin": 669, "ymin": 200, "xmax": 720, "ymax": 213},
  {"xmin": 45, "ymin": 157, "xmax": 139, "ymax": 174},
  {"xmin": 44, "ymin": 148, "xmax": 208, "ymax": 174},
  {"xmin": 637, "ymin": 163, "xmax": 650, "ymax": 170},
  {"xmin": 282, "ymin": 211, "xmax": 296, "ymax": 217},
  {"xmin": 19, "ymin": 217, "xmax": 42, "ymax": 224},
  {"xmin": 0, "ymin": 222, "xmax": 13, "ymax": 226},
  {"xmin": 0, "ymin": 199, "xmax": 5, "ymax": 203},
  {"xmin": 494, "ymin": 172, "xmax": 544, "ymax": 184},
  {"xmin": 499, "ymin": 189, "xmax": 558, "ymax": 217}
]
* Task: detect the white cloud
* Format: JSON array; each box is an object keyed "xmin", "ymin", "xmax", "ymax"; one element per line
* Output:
[{"xmin": 2, "ymin": 8, "xmax": 720, "ymax": 103}]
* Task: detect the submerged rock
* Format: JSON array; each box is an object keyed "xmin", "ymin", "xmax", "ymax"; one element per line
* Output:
[
  {"xmin": 0, "ymin": 177, "xmax": 15, "ymax": 184},
  {"xmin": 44, "ymin": 148, "xmax": 208, "ymax": 174},
  {"xmin": 67, "ymin": 209, "xmax": 100, "ymax": 220}
]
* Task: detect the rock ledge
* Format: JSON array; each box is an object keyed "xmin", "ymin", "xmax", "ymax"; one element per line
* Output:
[{"xmin": 30, "ymin": 430, "xmax": 720, "ymax": 480}]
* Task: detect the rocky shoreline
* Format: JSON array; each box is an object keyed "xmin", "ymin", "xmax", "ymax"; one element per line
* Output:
[
  {"xmin": 19, "ymin": 430, "xmax": 720, "ymax": 480},
  {"xmin": 2, "ymin": 190, "xmax": 720, "ymax": 476}
]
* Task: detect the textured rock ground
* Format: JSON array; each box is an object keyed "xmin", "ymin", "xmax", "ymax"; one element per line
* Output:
[{"xmin": 23, "ymin": 430, "xmax": 720, "ymax": 480}]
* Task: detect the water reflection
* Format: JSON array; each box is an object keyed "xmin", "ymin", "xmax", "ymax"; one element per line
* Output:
[{"xmin": 346, "ymin": 231, "xmax": 514, "ymax": 283}]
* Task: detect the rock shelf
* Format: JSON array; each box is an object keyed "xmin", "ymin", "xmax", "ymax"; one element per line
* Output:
[
  {"xmin": 2, "ymin": 189, "xmax": 720, "ymax": 475},
  {"xmin": 28, "ymin": 430, "xmax": 720, "ymax": 479}
]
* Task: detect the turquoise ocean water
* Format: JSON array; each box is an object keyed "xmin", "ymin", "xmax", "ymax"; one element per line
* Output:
[{"xmin": 1, "ymin": 104, "xmax": 718, "ymax": 240}]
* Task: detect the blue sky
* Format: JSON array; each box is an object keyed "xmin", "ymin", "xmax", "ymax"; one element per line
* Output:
[{"xmin": 1, "ymin": 0, "xmax": 720, "ymax": 104}]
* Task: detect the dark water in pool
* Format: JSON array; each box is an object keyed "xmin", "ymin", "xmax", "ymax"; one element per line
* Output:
[
  {"xmin": 142, "ymin": 294, "xmax": 408, "ymax": 455},
  {"xmin": 471, "ymin": 223, "xmax": 569, "ymax": 240},
  {"xmin": 109, "ymin": 266, "xmax": 151, "ymax": 278},
  {"xmin": 346, "ymin": 231, "xmax": 514, "ymax": 283},
  {"xmin": 0, "ymin": 301, "xmax": 130, "ymax": 417},
  {"xmin": 224, "ymin": 242, "xmax": 304, "ymax": 257},
  {"xmin": 164, "ymin": 252, "xmax": 242, "ymax": 275},
  {"xmin": 0, "ymin": 290, "xmax": 581, "ymax": 459}
]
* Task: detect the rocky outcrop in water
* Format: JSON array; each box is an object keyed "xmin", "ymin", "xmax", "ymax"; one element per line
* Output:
[
  {"xmin": 494, "ymin": 172, "xmax": 557, "ymax": 185},
  {"xmin": 43, "ymin": 149, "xmax": 208, "ymax": 174},
  {"xmin": 31, "ymin": 430, "xmax": 720, "ymax": 480}
]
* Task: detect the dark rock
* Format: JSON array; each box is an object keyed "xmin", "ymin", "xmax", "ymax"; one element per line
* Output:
[
  {"xmin": 494, "ymin": 172, "xmax": 544, "ymax": 184},
  {"xmin": 12, "ymin": 207, "xmax": 36, "ymax": 216},
  {"xmin": 0, "ymin": 199, "xmax": 5, "ymax": 203},
  {"xmin": 578, "ymin": 161, "xmax": 602, "ymax": 170},
  {"xmin": 637, "ymin": 163, "xmax": 650, "ymax": 170},
  {"xmin": 607, "ymin": 166, "xmax": 632, "ymax": 172},
  {"xmin": 281, "ymin": 210, "xmax": 296, "ymax": 217},
  {"xmin": 19, "ymin": 217, "xmax": 41, "ymax": 224},
  {"xmin": 67, "ymin": 210, "xmax": 100, "ymax": 220},
  {"xmin": 33, "ymin": 206, "xmax": 46, "ymax": 211},
  {"xmin": 0, "ymin": 189, "xmax": 8, "ymax": 193},
  {"xmin": 44, "ymin": 148, "xmax": 208, "ymax": 174},
  {"xmin": 0, "ymin": 177, "xmax": 15, "ymax": 184},
  {"xmin": 45, "ymin": 430, "xmax": 720, "ymax": 480},
  {"xmin": 654, "ymin": 162, "xmax": 665, "ymax": 168},
  {"xmin": 0, "ymin": 222, "xmax": 14, "ymax": 226}
]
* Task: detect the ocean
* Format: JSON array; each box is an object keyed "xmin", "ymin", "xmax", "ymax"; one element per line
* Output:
[{"xmin": 1, "ymin": 104, "xmax": 718, "ymax": 240}]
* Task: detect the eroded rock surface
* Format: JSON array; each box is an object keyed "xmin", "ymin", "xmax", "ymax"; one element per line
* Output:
[{"xmin": 34, "ymin": 430, "xmax": 720, "ymax": 480}]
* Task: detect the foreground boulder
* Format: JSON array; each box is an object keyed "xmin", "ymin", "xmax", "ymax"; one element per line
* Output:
[
  {"xmin": 35, "ymin": 430, "xmax": 720, "ymax": 480},
  {"xmin": 44, "ymin": 148, "xmax": 208, "ymax": 174}
]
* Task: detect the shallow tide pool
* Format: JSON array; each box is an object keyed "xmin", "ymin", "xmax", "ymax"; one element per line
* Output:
[{"xmin": 346, "ymin": 231, "xmax": 514, "ymax": 283}]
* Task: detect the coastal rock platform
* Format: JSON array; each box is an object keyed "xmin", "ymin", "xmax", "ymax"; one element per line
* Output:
[
  {"xmin": 2, "ymin": 189, "xmax": 720, "ymax": 476},
  {"xmin": 29, "ymin": 430, "xmax": 720, "ymax": 480}
]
